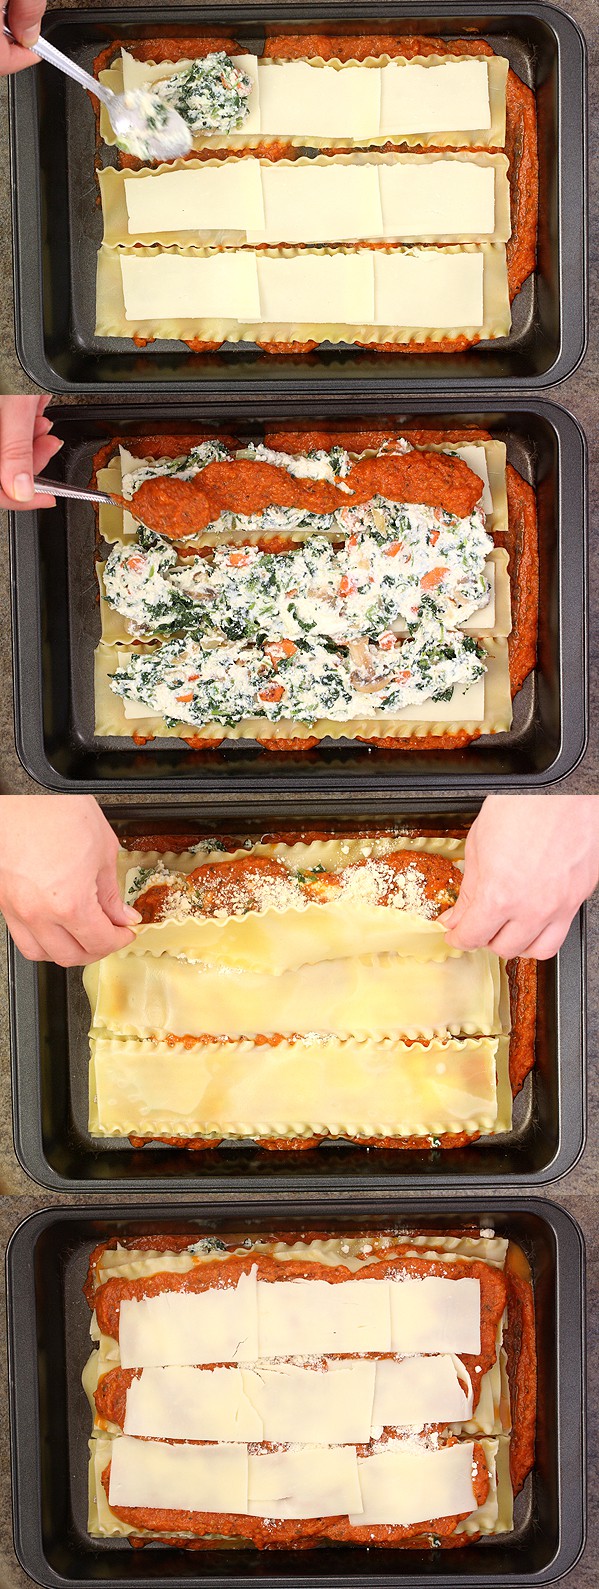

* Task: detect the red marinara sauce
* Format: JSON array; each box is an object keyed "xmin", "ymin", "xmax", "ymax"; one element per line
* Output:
[{"xmin": 121, "ymin": 450, "xmax": 483, "ymax": 542}]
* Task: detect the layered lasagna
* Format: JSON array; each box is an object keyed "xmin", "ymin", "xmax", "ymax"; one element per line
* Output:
[
  {"xmin": 84, "ymin": 1228, "xmax": 536, "ymax": 1548},
  {"xmin": 85, "ymin": 827, "xmax": 536, "ymax": 1148},
  {"xmin": 93, "ymin": 32, "xmax": 537, "ymax": 351},
  {"xmin": 92, "ymin": 424, "xmax": 537, "ymax": 749}
]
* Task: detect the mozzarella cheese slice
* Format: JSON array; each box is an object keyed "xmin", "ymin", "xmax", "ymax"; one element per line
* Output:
[
  {"xmin": 257, "ymin": 60, "xmax": 381, "ymax": 139},
  {"xmin": 390, "ymin": 1278, "xmax": 481, "ymax": 1354},
  {"xmin": 124, "ymin": 162, "xmax": 265, "ymax": 235},
  {"xmin": 380, "ymin": 58, "xmax": 491, "ymax": 136},
  {"xmin": 118, "ymin": 1267, "xmax": 259, "ymax": 1367},
  {"xmin": 248, "ymin": 1445, "xmax": 363, "ymax": 1518},
  {"xmin": 379, "ymin": 159, "xmax": 495, "ymax": 237},
  {"xmin": 257, "ymin": 1277, "xmax": 391, "ymax": 1357},
  {"xmin": 256, "ymin": 251, "xmax": 375, "ymax": 324},
  {"xmin": 249, "ymin": 161, "xmax": 383, "ymax": 244},
  {"xmin": 372, "ymin": 1356, "xmax": 473, "ymax": 1429},
  {"xmin": 120, "ymin": 251, "xmax": 261, "ymax": 321},
  {"xmin": 108, "ymin": 1435, "xmax": 248, "ymax": 1513},
  {"xmin": 373, "ymin": 249, "xmax": 485, "ymax": 328},
  {"xmin": 123, "ymin": 1365, "xmax": 264, "ymax": 1441},
  {"xmin": 352, "ymin": 1439, "xmax": 477, "ymax": 1526}
]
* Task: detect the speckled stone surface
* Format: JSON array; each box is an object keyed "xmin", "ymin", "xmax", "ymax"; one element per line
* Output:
[{"xmin": 0, "ymin": 0, "xmax": 597, "ymax": 1584}]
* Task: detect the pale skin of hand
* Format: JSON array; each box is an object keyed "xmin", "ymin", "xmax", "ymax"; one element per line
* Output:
[
  {"xmin": 441, "ymin": 795, "xmax": 599, "ymax": 960},
  {"xmin": 1, "ymin": 0, "xmax": 47, "ymax": 72},
  {"xmin": 0, "ymin": 797, "xmax": 141, "ymax": 966},
  {"xmin": 0, "ymin": 395, "xmax": 62, "ymax": 508}
]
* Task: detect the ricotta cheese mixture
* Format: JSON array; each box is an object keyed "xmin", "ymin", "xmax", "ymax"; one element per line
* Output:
[
  {"xmin": 152, "ymin": 54, "xmax": 253, "ymax": 135},
  {"xmin": 110, "ymin": 627, "xmax": 486, "ymax": 728},
  {"xmin": 106, "ymin": 439, "xmax": 492, "ymax": 730},
  {"xmin": 121, "ymin": 440, "xmax": 230, "ymax": 500},
  {"xmin": 104, "ymin": 509, "xmax": 492, "ymax": 643}
]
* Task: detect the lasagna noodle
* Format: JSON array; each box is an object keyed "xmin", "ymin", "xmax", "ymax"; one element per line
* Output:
[
  {"xmin": 99, "ymin": 152, "xmax": 510, "ymax": 249},
  {"xmin": 87, "ymin": 1432, "xmax": 507, "ymax": 1538},
  {"xmin": 95, "ymin": 436, "xmax": 508, "ymax": 548},
  {"xmin": 95, "ymin": 241, "xmax": 511, "ymax": 345},
  {"xmin": 96, "ymin": 547, "xmax": 512, "ymax": 646},
  {"xmin": 101, "ymin": 907, "xmax": 463, "ymax": 974},
  {"xmin": 98, "ymin": 50, "xmax": 508, "ymax": 151},
  {"xmin": 92, "ymin": 635, "xmax": 513, "ymax": 743},
  {"xmin": 83, "ymin": 944, "xmax": 508, "ymax": 1041},
  {"xmin": 88, "ymin": 1034, "xmax": 512, "ymax": 1141},
  {"xmin": 87, "ymin": 1233, "xmax": 510, "ymax": 1290}
]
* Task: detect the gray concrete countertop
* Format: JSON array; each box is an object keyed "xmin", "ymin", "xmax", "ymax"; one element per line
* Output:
[{"xmin": 0, "ymin": 0, "xmax": 597, "ymax": 1584}]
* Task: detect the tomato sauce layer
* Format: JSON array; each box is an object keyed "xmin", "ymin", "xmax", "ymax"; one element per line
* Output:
[{"xmin": 134, "ymin": 849, "xmax": 462, "ymax": 923}]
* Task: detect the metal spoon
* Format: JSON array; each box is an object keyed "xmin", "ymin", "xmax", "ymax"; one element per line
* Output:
[
  {"xmin": 33, "ymin": 479, "xmax": 117, "ymax": 507},
  {"xmin": 3, "ymin": 24, "xmax": 192, "ymax": 160}
]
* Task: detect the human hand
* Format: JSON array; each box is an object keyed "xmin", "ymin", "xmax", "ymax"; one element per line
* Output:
[
  {"xmin": 1, "ymin": 0, "xmax": 47, "ymax": 73},
  {"xmin": 0, "ymin": 796, "xmax": 141, "ymax": 965},
  {"xmin": 441, "ymin": 795, "xmax": 599, "ymax": 959},
  {"xmin": 0, "ymin": 395, "xmax": 62, "ymax": 509}
]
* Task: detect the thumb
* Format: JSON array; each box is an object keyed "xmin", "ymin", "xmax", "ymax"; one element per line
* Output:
[
  {"xmin": 96, "ymin": 863, "xmax": 141, "ymax": 928},
  {"xmin": 8, "ymin": 0, "xmax": 47, "ymax": 47}
]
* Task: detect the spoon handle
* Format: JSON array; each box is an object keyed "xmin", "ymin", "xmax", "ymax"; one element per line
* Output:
[
  {"xmin": 33, "ymin": 479, "xmax": 116, "ymax": 506},
  {"xmin": 3, "ymin": 24, "xmax": 112, "ymax": 104}
]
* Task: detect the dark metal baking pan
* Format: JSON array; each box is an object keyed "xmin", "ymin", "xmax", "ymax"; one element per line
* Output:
[
  {"xmin": 8, "ymin": 397, "xmax": 588, "ymax": 794},
  {"xmin": 8, "ymin": 801, "xmax": 586, "ymax": 1193},
  {"xmin": 7, "ymin": 1198, "xmax": 586, "ymax": 1588},
  {"xmin": 8, "ymin": 2, "xmax": 587, "ymax": 396}
]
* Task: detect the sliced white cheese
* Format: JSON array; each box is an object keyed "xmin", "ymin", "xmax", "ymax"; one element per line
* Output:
[
  {"xmin": 255, "ymin": 252, "xmax": 375, "ymax": 325},
  {"xmin": 352, "ymin": 1439, "xmax": 477, "ymax": 1526},
  {"xmin": 248, "ymin": 1445, "xmax": 362, "ymax": 1519},
  {"xmin": 120, "ymin": 251, "xmax": 260, "ymax": 321},
  {"xmin": 108, "ymin": 1435, "xmax": 248, "ymax": 1513},
  {"xmin": 249, "ymin": 162, "xmax": 383, "ymax": 245},
  {"xmin": 118, "ymin": 1266, "xmax": 259, "ymax": 1367},
  {"xmin": 374, "ymin": 249, "xmax": 485, "ymax": 328},
  {"xmin": 372, "ymin": 1356, "xmax": 473, "ymax": 1430},
  {"xmin": 244, "ymin": 1361, "xmax": 376, "ymax": 1444},
  {"xmin": 124, "ymin": 163, "xmax": 265, "ymax": 236},
  {"xmin": 123, "ymin": 1365, "xmax": 263, "ymax": 1441},
  {"xmin": 257, "ymin": 60, "xmax": 381, "ymax": 140},
  {"xmin": 380, "ymin": 58, "xmax": 490, "ymax": 137},
  {"xmin": 379, "ymin": 160, "xmax": 495, "ymax": 238},
  {"xmin": 121, "ymin": 1360, "xmax": 376, "ymax": 1444},
  {"xmin": 390, "ymin": 1277, "xmax": 481, "ymax": 1355},
  {"xmin": 257, "ymin": 1278, "xmax": 391, "ymax": 1357}
]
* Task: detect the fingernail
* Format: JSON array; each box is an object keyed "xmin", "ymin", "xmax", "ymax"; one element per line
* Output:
[
  {"xmin": 12, "ymin": 473, "xmax": 34, "ymax": 501},
  {"xmin": 125, "ymin": 906, "xmax": 142, "ymax": 923},
  {"xmin": 21, "ymin": 26, "xmax": 40, "ymax": 45}
]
